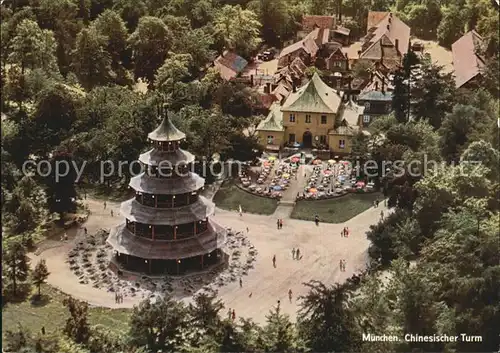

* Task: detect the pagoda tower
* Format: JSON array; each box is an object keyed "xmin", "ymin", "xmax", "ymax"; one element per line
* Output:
[{"xmin": 107, "ymin": 112, "xmax": 227, "ymax": 275}]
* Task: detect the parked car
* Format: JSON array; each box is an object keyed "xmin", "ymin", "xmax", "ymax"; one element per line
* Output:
[{"xmin": 257, "ymin": 48, "xmax": 276, "ymax": 61}]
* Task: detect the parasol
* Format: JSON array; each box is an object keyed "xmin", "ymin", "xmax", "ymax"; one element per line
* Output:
[
  {"xmin": 313, "ymin": 159, "xmax": 322, "ymax": 165},
  {"xmin": 282, "ymin": 173, "xmax": 290, "ymax": 178},
  {"xmin": 328, "ymin": 159, "xmax": 336, "ymax": 164},
  {"xmin": 268, "ymin": 156, "xmax": 277, "ymax": 161},
  {"xmin": 355, "ymin": 181, "xmax": 366, "ymax": 187},
  {"xmin": 323, "ymin": 170, "xmax": 332, "ymax": 175},
  {"xmin": 291, "ymin": 156, "xmax": 300, "ymax": 163},
  {"xmin": 309, "ymin": 188, "xmax": 318, "ymax": 193},
  {"xmin": 273, "ymin": 185, "xmax": 282, "ymax": 191}
]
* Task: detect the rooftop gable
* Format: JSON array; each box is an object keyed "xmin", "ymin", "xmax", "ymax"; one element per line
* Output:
[
  {"xmin": 256, "ymin": 102, "xmax": 284, "ymax": 132},
  {"xmin": 214, "ymin": 50, "xmax": 248, "ymax": 80},
  {"xmin": 281, "ymin": 73, "xmax": 342, "ymax": 114},
  {"xmin": 361, "ymin": 12, "xmax": 410, "ymax": 58},
  {"xmin": 302, "ymin": 15, "xmax": 335, "ymax": 32},
  {"xmin": 451, "ymin": 30, "xmax": 485, "ymax": 87}
]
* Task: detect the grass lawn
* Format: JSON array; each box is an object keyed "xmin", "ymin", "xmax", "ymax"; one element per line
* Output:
[
  {"xmin": 291, "ymin": 192, "xmax": 383, "ymax": 223},
  {"xmin": 2, "ymin": 284, "xmax": 131, "ymax": 337},
  {"xmin": 213, "ymin": 182, "xmax": 278, "ymax": 215}
]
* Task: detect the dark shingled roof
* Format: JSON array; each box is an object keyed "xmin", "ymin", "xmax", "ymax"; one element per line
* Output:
[
  {"xmin": 107, "ymin": 221, "xmax": 226, "ymax": 260},
  {"xmin": 148, "ymin": 116, "xmax": 186, "ymax": 142},
  {"xmin": 129, "ymin": 172, "xmax": 205, "ymax": 195},
  {"xmin": 120, "ymin": 196, "xmax": 215, "ymax": 225},
  {"xmin": 138, "ymin": 148, "xmax": 196, "ymax": 167}
]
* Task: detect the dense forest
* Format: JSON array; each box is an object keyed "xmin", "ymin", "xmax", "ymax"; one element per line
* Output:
[{"xmin": 1, "ymin": 0, "xmax": 499, "ymax": 352}]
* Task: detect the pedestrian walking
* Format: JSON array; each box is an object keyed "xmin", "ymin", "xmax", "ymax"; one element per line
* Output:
[
  {"xmin": 375, "ymin": 199, "xmax": 380, "ymax": 207},
  {"xmin": 239, "ymin": 278, "xmax": 243, "ymax": 288},
  {"xmin": 380, "ymin": 210, "xmax": 384, "ymax": 219},
  {"xmin": 239, "ymin": 205, "xmax": 243, "ymax": 217},
  {"xmin": 227, "ymin": 308, "xmax": 232, "ymax": 319},
  {"xmin": 84, "ymin": 227, "xmax": 87, "ymax": 235},
  {"xmin": 288, "ymin": 289, "xmax": 293, "ymax": 303},
  {"xmin": 232, "ymin": 309, "xmax": 236, "ymax": 321},
  {"xmin": 272, "ymin": 255, "xmax": 276, "ymax": 268},
  {"xmin": 104, "ymin": 201, "xmax": 107, "ymax": 209},
  {"xmin": 246, "ymin": 227, "xmax": 249, "ymax": 233},
  {"xmin": 277, "ymin": 219, "xmax": 280, "ymax": 229},
  {"xmin": 279, "ymin": 219, "xmax": 283, "ymax": 229},
  {"xmin": 110, "ymin": 210, "xmax": 114, "ymax": 217},
  {"xmin": 115, "ymin": 293, "xmax": 118, "ymax": 303},
  {"xmin": 292, "ymin": 248, "xmax": 296, "ymax": 259},
  {"xmin": 346, "ymin": 228, "xmax": 349, "ymax": 238},
  {"xmin": 296, "ymin": 248, "xmax": 300, "ymax": 260},
  {"xmin": 64, "ymin": 232, "xmax": 68, "ymax": 241},
  {"xmin": 384, "ymin": 199, "xmax": 387, "ymax": 207},
  {"xmin": 41, "ymin": 326, "xmax": 45, "ymax": 335},
  {"xmin": 342, "ymin": 259, "xmax": 346, "ymax": 271}
]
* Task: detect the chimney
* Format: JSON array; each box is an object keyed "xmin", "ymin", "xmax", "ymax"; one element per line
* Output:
[
  {"xmin": 265, "ymin": 82, "xmax": 271, "ymax": 94},
  {"xmin": 281, "ymin": 96, "xmax": 286, "ymax": 105},
  {"xmin": 250, "ymin": 75, "xmax": 254, "ymax": 86},
  {"xmin": 292, "ymin": 81, "xmax": 297, "ymax": 93},
  {"xmin": 381, "ymin": 77, "xmax": 385, "ymax": 92},
  {"xmin": 375, "ymin": 81, "xmax": 379, "ymax": 91},
  {"xmin": 395, "ymin": 39, "xmax": 399, "ymax": 53},
  {"xmin": 370, "ymin": 71, "xmax": 374, "ymax": 81}
]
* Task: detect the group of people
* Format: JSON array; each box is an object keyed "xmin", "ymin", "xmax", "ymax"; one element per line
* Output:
[
  {"xmin": 339, "ymin": 259, "xmax": 347, "ymax": 272},
  {"xmin": 276, "ymin": 219, "xmax": 284, "ymax": 229},
  {"xmin": 291, "ymin": 248, "xmax": 301, "ymax": 260},
  {"xmin": 341, "ymin": 227, "xmax": 349, "ymax": 237},
  {"xmin": 114, "ymin": 292, "xmax": 124, "ymax": 303}
]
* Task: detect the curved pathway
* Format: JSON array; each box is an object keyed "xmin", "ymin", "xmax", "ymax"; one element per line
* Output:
[{"xmin": 31, "ymin": 195, "xmax": 388, "ymax": 324}]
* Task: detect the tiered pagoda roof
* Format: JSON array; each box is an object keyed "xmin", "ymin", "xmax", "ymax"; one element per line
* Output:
[{"xmin": 107, "ymin": 113, "xmax": 227, "ymax": 273}]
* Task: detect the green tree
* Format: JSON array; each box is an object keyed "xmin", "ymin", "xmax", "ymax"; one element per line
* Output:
[
  {"xmin": 214, "ymin": 5, "xmax": 261, "ymax": 58},
  {"xmin": 411, "ymin": 62, "xmax": 456, "ymax": 129},
  {"xmin": 35, "ymin": 0, "xmax": 83, "ymax": 76},
  {"xmin": 128, "ymin": 16, "xmax": 173, "ymax": 85},
  {"xmin": 261, "ymin": 305, "xmax": 305, "ymax": 352},
  {"xmin": 2, "ymin": 174, "xmax": 48, "ymax": 238},
  {"xmin": 298, "ymin": 280, "xmax": 362, "ymax": 352},
  {"xmin": 93, "ymin": 9, "xmax": 130, "ymax": 69},
  {"xmin": 173, "ymin": 27, "xmax": 215, "ymax": 75},
  {"xmin": 437, "ymin": 5, "xmax": 464, "ymax": 48},
  {"xmin": 32, "ymin": 259, "xmax": 50, "ymax": 297},
  {"xmin": 247, "ymin": 0, "xmax": 297, "ymax": 46},
  {"xmin": 3, "ymin": 241, "xmax": 30, "ymax": 296},
  {"xmin": 461, "ymin": 140, "xmax": 499, "ymax": 181},
  {"xmin": 438, "ymin": 104, "xmax": 489, "ymax": 162},
  {"xmin": 129, "ymin": 296, "xmax": 188, "ymax": 352},
  {"xmin": 72, "ymin": 27, "xmax": 111, "ymax": 89},
  {"xmin": 112, "ymin": 0, "xmax": 147, "ymax": 31},
  {"xmin": 62, "ymin": 296, "xmax": 90, "ymax": 344}
]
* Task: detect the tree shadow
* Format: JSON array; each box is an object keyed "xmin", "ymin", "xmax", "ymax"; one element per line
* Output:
[
  {"xmin": 30, "ymin": 293, "xmax": 51, "ymax": 307},
  {"xmin": 2, "ymin": 283, "xmax": 32, "ymax": 304}
]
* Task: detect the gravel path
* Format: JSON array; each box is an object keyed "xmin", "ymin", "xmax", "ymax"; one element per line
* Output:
[{"xmin": 30, "ymin": 195, "xmax": 388, "ymax": 324}]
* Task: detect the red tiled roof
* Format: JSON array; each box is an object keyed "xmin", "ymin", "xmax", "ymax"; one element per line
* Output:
[
  {"xmin": 302, "ymin": 15, "xmax": 335, "ymax": 32},
  {"xmin": 451, "ymin": 30, "xmax": 485, "ymax": 88},
  {"xmin": 367, "ymin": 11, "xmax": 389, "ymax": 32},
  {"xmin": 360, "ymin": 12, "xmax": 410, "ymax": 59},
  {"xmin": 279, "ymin": 35, "xmax": 319, "ymax": 59}
]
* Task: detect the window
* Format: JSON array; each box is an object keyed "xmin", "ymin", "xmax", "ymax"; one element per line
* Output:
[
  {"xmin": 363, "ymin": 115, "xmax": 370, "ymax": 123},
  {"xmin": 319, "ymin": 135, "xmax": 327, "ymax": 144},
  {"xmin": 364, "ymin": 102, "xmax": 371, "ymax": 110},
  {"xmin": 339, "ymin": 139, "xmax": 346, "ymax": 149},
  {"xmin": 305, "ymin": 114, "xmax": 311, "ymax": 123},
  {"xmin": 334, "ymin": 61, "xmax": 342, "ymax": 67},
  {"xmin": 267, "ymin": 135, "xmax": 274, "ymax": 144},
  {"xmin": 289, "ymin": 113, "xmax": 295, "ymax": 122},
  {"xmin": 289, "ymin": 134, "xmax": 296, "ymax": 143},
  {"xmin": 321, "ymin": 115, "xmax": 327, "ymax": 124}
]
